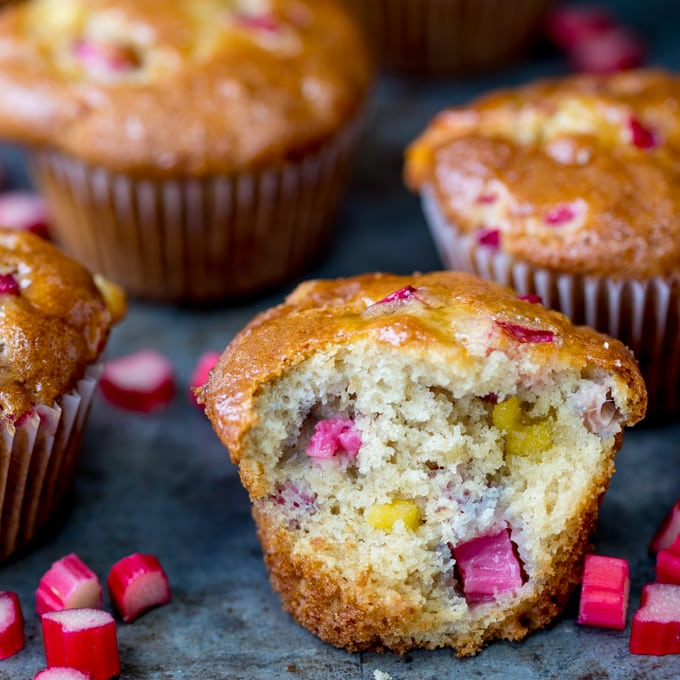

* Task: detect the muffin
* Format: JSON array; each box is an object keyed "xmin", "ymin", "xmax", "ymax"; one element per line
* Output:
[
  {"xmin": 198, "ymin": 271, "xmax": 646, "ymax": 656},
  {"xmin": 406, "ymin": 68, "xmax": 680, "ymax": 416},
  {"xmin": 0, "ymin": 0, "xmax": 373, "ymax": 303},
  {"xmin": 341, "ymin": 0, "xmax": 553, "ymax": 74},
  {"xmin": 0, "ymin": 228, "xmax": 124, "ymax": 561}
]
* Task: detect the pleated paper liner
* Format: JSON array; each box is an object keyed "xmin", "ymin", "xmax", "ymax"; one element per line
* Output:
[
  {"xmin": 0, "ymin": 364, "xmax": 100, "ymax": 562},
  {"xmin": 342, "ymin": 0, "xmax": 553, "ymax": 74},
  {"xmin": 421, "ymin": 186, "xmax": 679, "ymax": 416},
  {"xmin": 30, "ymin": 111, "xmax": 365, "ymax": 304}
]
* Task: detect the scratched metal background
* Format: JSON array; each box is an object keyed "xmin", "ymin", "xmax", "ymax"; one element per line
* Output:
[{"xmin": 1, "ymin": 0, "xmax": 679, "ymax": 677}]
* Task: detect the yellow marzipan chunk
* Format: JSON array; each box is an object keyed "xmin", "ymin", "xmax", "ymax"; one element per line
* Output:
[{"xmin": 367, "ymin": 500, "xmax": 421, "ymax": 532}]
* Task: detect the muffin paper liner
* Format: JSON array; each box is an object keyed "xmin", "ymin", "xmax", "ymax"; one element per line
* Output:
[
  {"xmin": 342, "ymin": 0, "xmax": 553, "ymax": 73},
  {"xmin": 0, "ymin": 364, "xmax": 101, "ymax": 562},
  {"xmin": 422, "ymin": 186, "xmax": 680, "ymax": 415},
  {"xmin": 30, "ymin": 110, "xmax": 365, "ymax": 303}
]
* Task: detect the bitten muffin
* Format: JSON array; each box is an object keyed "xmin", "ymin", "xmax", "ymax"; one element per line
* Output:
[
  {"xmin": 0, "ymin": 228, "xmax": 124, "ymax": 561},
  {"xmin": 0, "ymin": 0, "xmax": 373, "ymax": 302},
  {"xmin": 406, "ymin": 68, "xmax": 680, "ymax": 415},
  {"xmin": 341, "ymin": 0, "xmax": 553, "ymax": 74},
  {"xmin": 199, "ymin": 271, "xmax": 646, "ymax": 656}
]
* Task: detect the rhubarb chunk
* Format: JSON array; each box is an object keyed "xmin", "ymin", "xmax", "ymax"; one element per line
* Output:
[
  {"xmin": 0, "ymin": 191, "xmax": 49, "ymax": 238},
  {"xmin": 577, "ymin": 554, "xmax": 629, "ymax": 630},
  {"xmin": 41, "ymin": 609, "xmax": 119, "ymax": 680},
  {"xmin": 0, "ymin": 591, "xmax": 24, "ymax": 660},
  {"xmin": 630, "ymin": 583, "xmax": 680, "ymax": 655},
  {"xmin": 495, "ymin": 320, "xmax": 555, "ymax": 344},
  {"xmin": 306, "ymin": 418, "xmax": 361, "ymax": 460},
  {"xmin": 107, "ymin": 553, "xmax": 171, "ymax": 623},
  {"xmin": 451, "ymin": 529, "xmax": 523, "ymax": 603},
  {"xmin": 656, "ymin": 535, "xmax": 680, "ymax": 586},
  {"xmin": 100, "ymin": 349, "xmax": 176, "ymax": 413},
  {"xmin": 34, "ymin": 669, "xmax": 92, "ymax": 680},
  {"xmin": 650, "ymin": 498, "xmax": 680, "ymax": 554},
  {"xmin": 36, "ymin": 553, "xmax": 103, "ymax": 616}
]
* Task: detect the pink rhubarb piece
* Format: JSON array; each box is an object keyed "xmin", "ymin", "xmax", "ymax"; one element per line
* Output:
[
  {"xmin": 378, "ymin": 286, "xmax": 417, "ymax": 304},
  {"xmin": 577, "ymin": 554, "xmax": 630, "ymax": 630},
  {"xmin": 189, "ymin": 350, "xmax": 221, "ymax": 407},
  {"xmin": 100, "ymin": 349, "xmax": 176, "ymax": 413},
  {"xmin": 0, "ymin": 591, "xmax": 24, "ymax": 660},
  {"xmin": 495, "ymin": 320, "xmax": 555, "ymax": 344},
  {"xmin": 74, "ymin": 40, "xmax": 139, "ymax": 74},
  {"xmin": 650, "ymin": 498, "xmax": 680, "ymax": 554},
  {"xmin": 0, "ymin": 272, "xmax": 19, "ymax": 296},
  {"xmin": 0, "ymin": 191, "xmax": 50, "ymax": 238},
  {"xmin": 629, "ymin": 583, "xmax": 680, "ymax": 655},
  {"xmin": 306, "ymin": 418, "xmax": 361, "ymax": 460},
  {"xmin": 628, "ymin": 117, "xmax": 658, "ymax": 149},
  {"xmin": 107, "ymin": 553, "xmax": 171, "ymax": 623},
  {"xmin": 451, "ymin": 528, "xmax": 523, "ymax": 603},
  {"xmin": 544, "ymin": 5, "xmax": 618, "ymax": 51},
  {"xmin": 41, "ymin": 608, "xmax": 119, "ymax": 680},
  {"xmin": 656, "ymin": 534, "xmax": 680, "ymax": 586},
  {"xmin": 34, "ymin": 669, "xmax": 92, "ymax": 680},
  {"xmin": 234, "ymin": 13, "xmax": 280, "ymax": 32},
  {"xmin": 36, "ymin": 553, "xmax": 103, "ymax": 616},
  {"xmin": 570, "ymin": 26, "xmax": 644, "ymax": 74},
  {"xmin": 476, "ymin": 228, "xmax": 500, "ymax": 248}
]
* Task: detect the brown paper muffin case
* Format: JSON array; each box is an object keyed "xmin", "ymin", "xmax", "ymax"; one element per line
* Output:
[
  {"xmin": 0, "ymin": 364, "xmax": 100, "ymax": 561},
  {"xmin": 342, "ymin": 0, "xmax": 553, "ymax": 73},
  {"xmin": 422, "ymin": 187, "xmax": 679, "ymax": 415},
  {"xmin": 30, "ymin": 111, "xmax": 365, "ymax": 303}
]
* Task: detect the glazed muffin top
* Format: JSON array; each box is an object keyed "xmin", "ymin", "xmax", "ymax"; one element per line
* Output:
[
  {"xmin": 199, "ymin": 271, "xmax": 646, "ymax": 458},
  {"xmin": 406, "ymin": 69, "xmax": 680, "ymax": 280},
  {"xmin": 0, "ymin": 228, "xmax": 124, "ymax": 423},
  {"xmin": 0, "ymin": 0, "xmax": 372, "ymax": 176}
]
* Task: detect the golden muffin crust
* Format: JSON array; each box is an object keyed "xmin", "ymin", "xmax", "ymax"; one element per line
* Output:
[
  {"xmin": 0, "ymin": 0, "xmax": 372, "ymax": 176},
  {"xmin": 0, "ymin": 228, "xmax": 121, "ymax": 422},
  {"xmin": 406, "ymin": 69, "xmax": 680, "ymax": 280},
  {"xmin": 199, "ymin": 272, "xmax": 646, "ymax": 655}
]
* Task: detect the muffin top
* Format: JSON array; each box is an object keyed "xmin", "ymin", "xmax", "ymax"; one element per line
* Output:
[
  {"xmin": 199, "ymin": 271, "xmax": 646, "ymax": 456},
  {"xmin": 0, "ymin": 0, "xmax": 372, "ymax": 176},
  {"xmin": 406, "ymin": 69, "xmax": 680, "ymax": 280},
  {"xmin": 0, "ymin": 228, "xmax": 123, "ymax": 422}
]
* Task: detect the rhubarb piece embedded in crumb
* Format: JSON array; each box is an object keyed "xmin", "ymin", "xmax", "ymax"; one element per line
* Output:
[
  {"xmin": 650, "ymin": 498, "xmax": 680, "ymax": 554},
  {"xmin": 0, "ymin": 591, "xmax": 24, "ymax": 660},
  {"xmin": 36, "ymin": 553, "xmax": 103, "ymax": 616},
  {"xmin": 100, "ymin": 349, "xmax": 176, "ymax": 413},
  {"xmin": 306, "ymin": 418, "xmax": 361, "ymax": 460},
  {"xmin": 33, "ymin": 668, "xmax": 93, "ymax": 680},
  {"xmin": 451, "ymin": 529, "xmax": 524, "ymax": 604},
  {"xmin": 189, "ymin": 351, "xmax": 221, "ymax": 407},
  {"xmin": 107, "ymin": 553, "xmax": 171, "ymax": 623},
  {"xmin": 577, "ymin": 554, "xmax": 630, "ymax": 630},
  {"xmin": 41, "ymin": 608, "xmax": 119, "ymax": 680},
  {"xmin": 630, "ymin": 583, "xmax": 680, "ymax": 655}
]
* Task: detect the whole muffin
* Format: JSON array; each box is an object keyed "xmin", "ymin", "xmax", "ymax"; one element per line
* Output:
[
  {"xmin": 199, "ymin": 271, "xmax": 646, "ymax": 656},
  {"xmin": 0, "ymin": 228, "xmax": 124, "ymax": 561},
  {"xmin": 0, "ymin": 0, "xmax": 373, "ymax": 302},
  {"xmin": 341, "ymin": 0, "xmax": 553, "ymax": 74},
  {"xmin": 406, "ymin": 68, "xmax": 680, "ymax": 415}
]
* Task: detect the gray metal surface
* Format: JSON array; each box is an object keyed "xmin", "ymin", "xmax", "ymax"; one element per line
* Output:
[{"xmin": 1, "ymin": 1, "xmax": 680, "ymax": 677}]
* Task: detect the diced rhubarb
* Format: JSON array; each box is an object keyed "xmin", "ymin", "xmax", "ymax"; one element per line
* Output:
[
  {"xmin": 650, "ymin": 498, "xmax": 680, "ymax": 553},
  {"xmin": 100, "ymin": 349, "xmax": 176, "ymax": 413},
  {"xmin": 74, "ymin": 40, "xmax": 140, "ymax": 74},
  {"xmin": 0, "ymin": 591, "xmax": 24, "ymax": 660},
  {"xmin": 450, "ymin": 528, "xmax": 524, "ymax": 603},
  {"xmin": 495, "ymin": 320, "xmax": 555, "ymax": 344},
  {"xmin": 656, "ymin": 535, "xmax": 680, "ymax": 586},
  {"xmin": 0, "ymin": 272, "xmax": 19, "ymax": 296},
  {"xmin": 33, "ymin": 669, "xmax": 92, "ymax": 680},
  {"xmin": 188, "ymin": 350, "xmax": 221, "ymax": 407},
  {"xmin": 306, "ymin": 418, "xmax": 361, "ymax": 460},
  {"xmin": 629, "ymin": 116, "xmax": 658, "ymax": 149},
  {"xmin": 41, "ymin": 609, "xmax": 119, "ymax": 680},
  {"xmin": 629, "ymin": 583, "xmax": 680, "ymax": 655},
  {"xmin": 577, "ymin": 554, "xmax": 630, "ymax": 630},
  {"xmin": 107, "ymin": 553, "xmax": 171, "ymax": 623},
  {"xmin": 234, "ymin": 13, "xmax": 280, "ymax": 32},
  {"xmin": 378, "ymin": 286, "xmax": 417, "ymax": 304},
  {"xmin": 544, "ymin": 5, "xmax": 618, "ymax": 51},
  {"xmin": 0, "ymin": 191, "xmax": 50, "ymax": 238},
  {"xmin": 476, "ymin": 228, "xmax": 500, "ymax": 248},
  {"xmin": 36, "ymin": 553, "xmax": 103, "ymax": 616},
  {"xmin": 544, "ymin": 203, "xmax": 579, "ymax": 226},
  {"xmin": 475, "ymin": 192, "xmax": 498, "ymax": 205},
  {"xmin": 517, "ymin": 294, "xmax": 543, "ymax": 304},
  {"xmin": 569, "ymin": 26, "xmax": 644, "ymax": 74}
]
